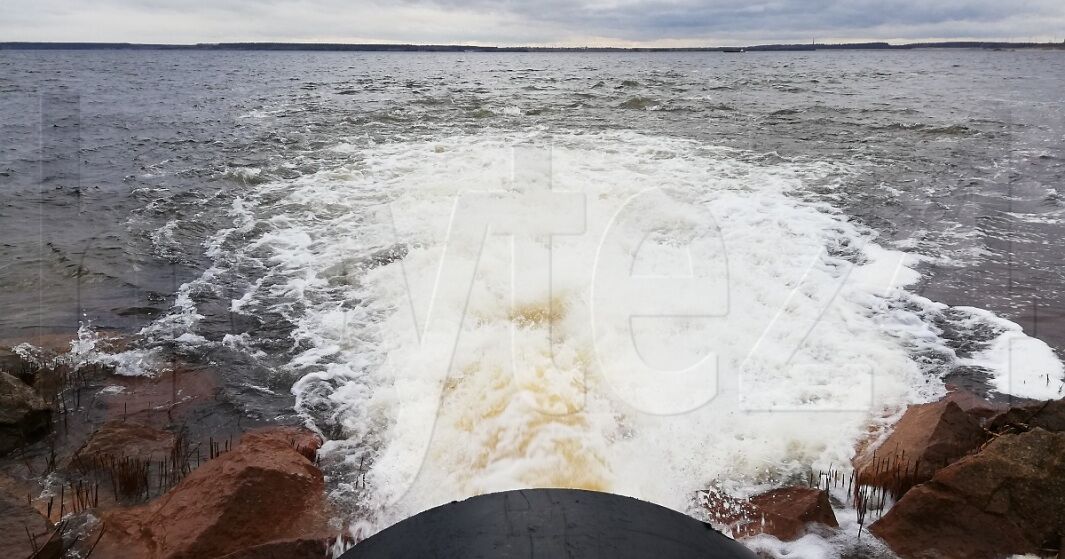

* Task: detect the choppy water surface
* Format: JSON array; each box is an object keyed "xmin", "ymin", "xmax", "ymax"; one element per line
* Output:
[{"xmin": 2, "ymin": 49, "xmax": 1065, "ymax": 555}]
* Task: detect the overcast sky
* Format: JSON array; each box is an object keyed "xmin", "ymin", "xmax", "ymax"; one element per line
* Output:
[{"xmin": 3, "ymin": 0, "xmax": 1065, "ymax": 46}]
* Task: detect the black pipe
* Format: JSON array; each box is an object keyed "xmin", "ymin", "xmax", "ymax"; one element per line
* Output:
[{"xmin": 342, "ymin": 489, "xmax": 757, "ymax": 559}]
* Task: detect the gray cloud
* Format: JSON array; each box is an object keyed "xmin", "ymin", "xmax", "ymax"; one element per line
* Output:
[{"xmin": 2, "ymin": 0, "xmax": 1064, "ymax": 45}]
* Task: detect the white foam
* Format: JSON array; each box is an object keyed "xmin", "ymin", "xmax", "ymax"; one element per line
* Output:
[
  {"xmin": 329, "ymin": 142, "xmax": 362, "ymax": 154},
  {"xmin": 222, "ymin": 167, "xmax": 264, "ymax": 185},
  {"xmin": 12, "ymin": 342, "xmax": 50, "ymax": 367},
  {"xmin": 21, "ymin": 323, "xmax": 169, "ymax": 378},
  {"xmin": 165, "ymin": 131, "xmax": 1062, "ymax": 553},
  {"xmin": 235, "ymin": 132, "xmax": 938, "ymax": 528},
  {"xmin": 151, "ymin": 219, "xmax": 181, "ymax": 256},
  {"xmin": 99, "ymin": 347, "xmax": 167, "ymax": 377},
  {"xmin": 240, "ymin": 382, "xmax": 278, "ymax": 395},
  {"xmin": 956, "ymin": 306, "xmax": 1065, "ymax": 399},
  {"xmin": 98, "ymin": 197, "xmax": 260, "ymax": 375},
  {"xmin": 1003, "ymin": 210, "xmax": 1064, "ymax": 225},
  {"xmin": 175, "ymin": 332, "xmax": 207, "ymax": 345}
]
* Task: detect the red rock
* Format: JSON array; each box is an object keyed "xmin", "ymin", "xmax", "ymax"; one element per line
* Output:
[
  {"xmin": 72, "ymin": 420, "xmax": 176, "ymax": 464},
  {"xmin": 854, "ymin": 400, "xmax": 986, "ymax": 492},
  {"xmin": 95, "ymin": 426, "xmax": 332, "ymax": 559},
  {"xmin": 706, "ymin": 486, "xmax": 838, "ymax": 541},
  {"xmin": 0, "ymin": 371, "xmax": 52, "ymax": 455},
  {"xmin": 242, "ymin": 425, "xmax": 322, "ymax": 462},
  {"xmin": 68, "ymin": 421, "xmax": 179, "ymax": 507},
  {"xmin": 942, "ymin": 387, "xmax": 1007, "ymax": 420},
  {"xmin": 871, "ymin": 428, "xmax": 1065, "ymax": 559}
]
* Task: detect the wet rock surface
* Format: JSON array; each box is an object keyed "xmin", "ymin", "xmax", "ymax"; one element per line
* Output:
[
  {"xmin": 72, "ymin": 420, "xmax": 177, "ymax": 465},
  {"xmin": 0, "ymin": 332, "xmax": 322, "ymax": 558},
  {"xmin": 854, "ymin": 399, "xmax": 987, "ymax": 492},
  {"xmin": 94, "ymin": 426, "xmax": 333, "ymax": 559},
  {"xmin": 871, "ymin": 427, "xmax": 1065, "ymax": 559},
  {"xmin": 941, "ymin": 387, "xmax": 1009, "ymax": 420},
  {"xmin": 707, "ymin": 486, "xmax": 838, "ymax": 541},
  {"xmin": 987, "ymin": 398, "xmax": 1065, "ymax": 434}
]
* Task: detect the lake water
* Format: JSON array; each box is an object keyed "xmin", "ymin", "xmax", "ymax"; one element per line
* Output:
[{"xmin": 2, "ymin": 48, "xmax": 1064, "ymax": 555}]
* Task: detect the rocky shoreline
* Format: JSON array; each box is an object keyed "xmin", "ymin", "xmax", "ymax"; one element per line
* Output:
[
  {"xmin": 0, "ymin": 331, "xmax": 346, "ymax": 559},
  {"xmin": 2, "ymin": 331, "xmax": 1064, "ymax": 558},
  {"xmin": 706, "ymin": 389, "xmax": 1065, "ymax": 558}
]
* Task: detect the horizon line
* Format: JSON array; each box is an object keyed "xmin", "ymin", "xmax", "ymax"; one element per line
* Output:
[{"xmin": 3, "ymin": 39, "xmax": 1065, "ymax": 53}]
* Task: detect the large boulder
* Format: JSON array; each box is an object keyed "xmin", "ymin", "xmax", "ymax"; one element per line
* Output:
[
  {"xmin": 871, "ymin": 428, "xmax": 1065, "ymax": 558},
  {"xmin": 706, "ymin": 486, "xmax": 838, "ymax": 541},
  {"xmin": 854, "ymin": 400, "xmax": 986, "ymax": 492},
  {"xmin": 987, "ymin": 398, "xmax": 1065, "ymax": 434},
  {"xmin": 96, "ymin": 426, "xmax": 331, "ymax": 559},
  {"xmin": 0, "ymin": 371, "xmax": 52, "ymax": 455}
]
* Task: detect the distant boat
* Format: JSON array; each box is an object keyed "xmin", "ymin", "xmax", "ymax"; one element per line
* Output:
[{"xmin": 722, "ymin": 47, "xmax": 746, "ymax": 53}]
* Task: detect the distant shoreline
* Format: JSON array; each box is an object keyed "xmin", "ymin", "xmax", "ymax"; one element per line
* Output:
[{"xmin": 2, "ymin": 41, "xmax": 1065, "ymax": 53}]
